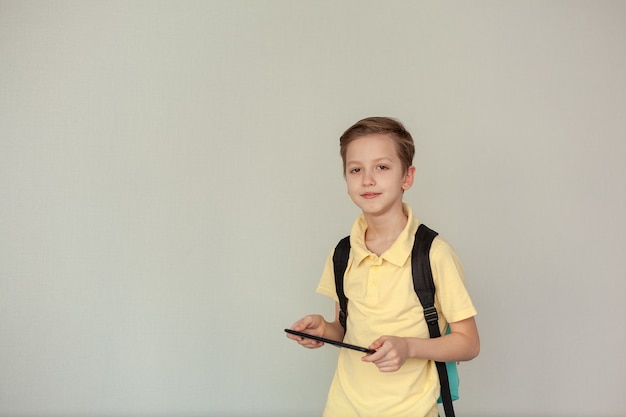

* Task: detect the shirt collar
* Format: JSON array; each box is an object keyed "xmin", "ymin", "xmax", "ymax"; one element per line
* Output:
[{"xmin": 349, "ymin": 203, "xmax": 420, "ymax": 267}]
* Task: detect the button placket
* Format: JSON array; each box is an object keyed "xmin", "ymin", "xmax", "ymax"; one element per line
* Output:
[{"xmin": 365, "ymin": 257, "xmax": 382, "ymax": 303}]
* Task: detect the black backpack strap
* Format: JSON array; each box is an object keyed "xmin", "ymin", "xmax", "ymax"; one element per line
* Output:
[
  {"xmin": 411, "ymin": 224, "xmax": 455, "ymax": 417},
  {"xmin": 333, "ymin": 236, "xmax": 351, "ymax": 330}
]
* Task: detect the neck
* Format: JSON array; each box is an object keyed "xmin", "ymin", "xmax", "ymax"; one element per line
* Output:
[{"xmin": 363, "ymin": 204, "xmax": 408, "ymax": 243}]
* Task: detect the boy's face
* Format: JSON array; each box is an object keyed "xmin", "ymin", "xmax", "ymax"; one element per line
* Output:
[{"xmin": 344, "ymin": 133, "xmax": 415, "ymax": 218}]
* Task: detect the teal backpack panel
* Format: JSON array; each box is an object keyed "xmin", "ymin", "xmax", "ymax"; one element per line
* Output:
[{"xmin": 437, "ymin": 326, "xmax": 459, "ymax": 403}]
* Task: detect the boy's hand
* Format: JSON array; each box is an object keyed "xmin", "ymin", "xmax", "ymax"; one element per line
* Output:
[
  {"xmin": 286, "ymin": 315, "xmax": 326, "ymax": 349},
  {"xmin": 361, "ymin": 336, "xmax": 410, "ymax": 372}
]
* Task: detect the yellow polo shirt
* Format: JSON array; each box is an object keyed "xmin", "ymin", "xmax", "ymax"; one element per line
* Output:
[{"xmin": 316, "ymin": 204, "xmax": 477, "ymax": 417}]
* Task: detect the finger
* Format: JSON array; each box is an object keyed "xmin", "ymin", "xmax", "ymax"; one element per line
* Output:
[
  {"xmin": 377, "ymin": 364, "xmax": 399, "ymax": 373},
  {"xmin": 362, "ymin": 347, "xmax": 385, "ymax": 362},
  {"xmin": 290, "ymin": 315, "xmax": 315, "ymax": 332},
  {"xmin": 301, "ymin": 340, "xmax": 324, "ymax": 349},
  {"xmin": 369, "ymin": 336, "xmax": 387, "ymax": 351},
  {"xmin": 286, "ymin": 332, "xmax": 304, "ymax": 342}
]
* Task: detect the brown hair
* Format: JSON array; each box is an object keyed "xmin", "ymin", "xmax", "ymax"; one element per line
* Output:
[{"xmin": 339, "ymin": 117, "xmax": 415, "ymax": 174}]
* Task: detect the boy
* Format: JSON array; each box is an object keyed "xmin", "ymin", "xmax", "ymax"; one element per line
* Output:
[{"xmin": 287, "ymin": 117, "xmax": 479, "ymax": 417}]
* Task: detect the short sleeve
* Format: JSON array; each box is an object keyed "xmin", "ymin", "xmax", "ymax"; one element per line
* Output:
[
  {"xmin": 316, "ymin": 248, "xmax": 340, "ymax": 302},
  {"xmin": 430, "ymin": 236, "xmax": 477, "ymax": 324}
]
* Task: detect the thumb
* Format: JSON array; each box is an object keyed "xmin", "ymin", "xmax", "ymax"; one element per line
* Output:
[
  {"xmin": 369, "ymin": 336, "xmax": 387, "ymax": 351},
  {"xmin": 296, "ymin": 315, "xmax": 320, "ymax": 332}
]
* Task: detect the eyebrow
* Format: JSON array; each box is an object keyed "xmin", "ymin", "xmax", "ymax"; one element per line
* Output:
[{"xmin": 346, "ymin": 157, "xmax": 394, "ymax": 166}]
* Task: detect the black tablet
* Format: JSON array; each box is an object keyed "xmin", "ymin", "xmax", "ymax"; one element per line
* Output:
[{"xmin": 284, "ymin": 329, "xmax": 376, "ymax": 354}]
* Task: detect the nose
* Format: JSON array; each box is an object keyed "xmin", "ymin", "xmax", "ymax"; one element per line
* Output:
[{"xmin": 362, "ymin": 170, "xmax": 375, "ymax": 187}]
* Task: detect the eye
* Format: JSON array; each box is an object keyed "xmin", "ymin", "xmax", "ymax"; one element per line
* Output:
[
  {"xmin": 349, "ymin": 167, "xmax": 361, "ymax": 174},
  {"xmin": 377, "ymin": 165, "xmax": 389, "ymax": 170}
]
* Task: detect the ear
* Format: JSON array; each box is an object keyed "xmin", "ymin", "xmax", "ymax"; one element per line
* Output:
[{"xmin": 401, "ymin": 166, "xmax": 416, "ymax": 190}]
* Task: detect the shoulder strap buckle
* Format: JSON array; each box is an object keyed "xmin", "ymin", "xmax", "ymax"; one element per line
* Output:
[{"xmin": 423, "ymin": 305, "xmax": 439, "ymax": 325}]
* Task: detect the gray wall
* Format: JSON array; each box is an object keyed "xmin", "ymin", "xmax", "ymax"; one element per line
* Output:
[{"xmin": 1, "ymin": 1, "xmax": 625, "ymax": 416}]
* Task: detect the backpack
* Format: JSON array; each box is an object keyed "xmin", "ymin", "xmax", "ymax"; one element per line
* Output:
[{"xmin": 332, "ymin": 224, "xmax": 459, "ymax": 417}]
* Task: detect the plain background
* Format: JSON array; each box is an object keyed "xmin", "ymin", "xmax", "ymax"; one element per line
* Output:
[{"xmin": 1, "ymin": 1, "xmax": 625, "ymax": 416}]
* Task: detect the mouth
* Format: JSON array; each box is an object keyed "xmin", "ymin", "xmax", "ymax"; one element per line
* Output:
[{"xmin": 361, "ymin": 192, "xmax": 381, "ymax": 199}]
